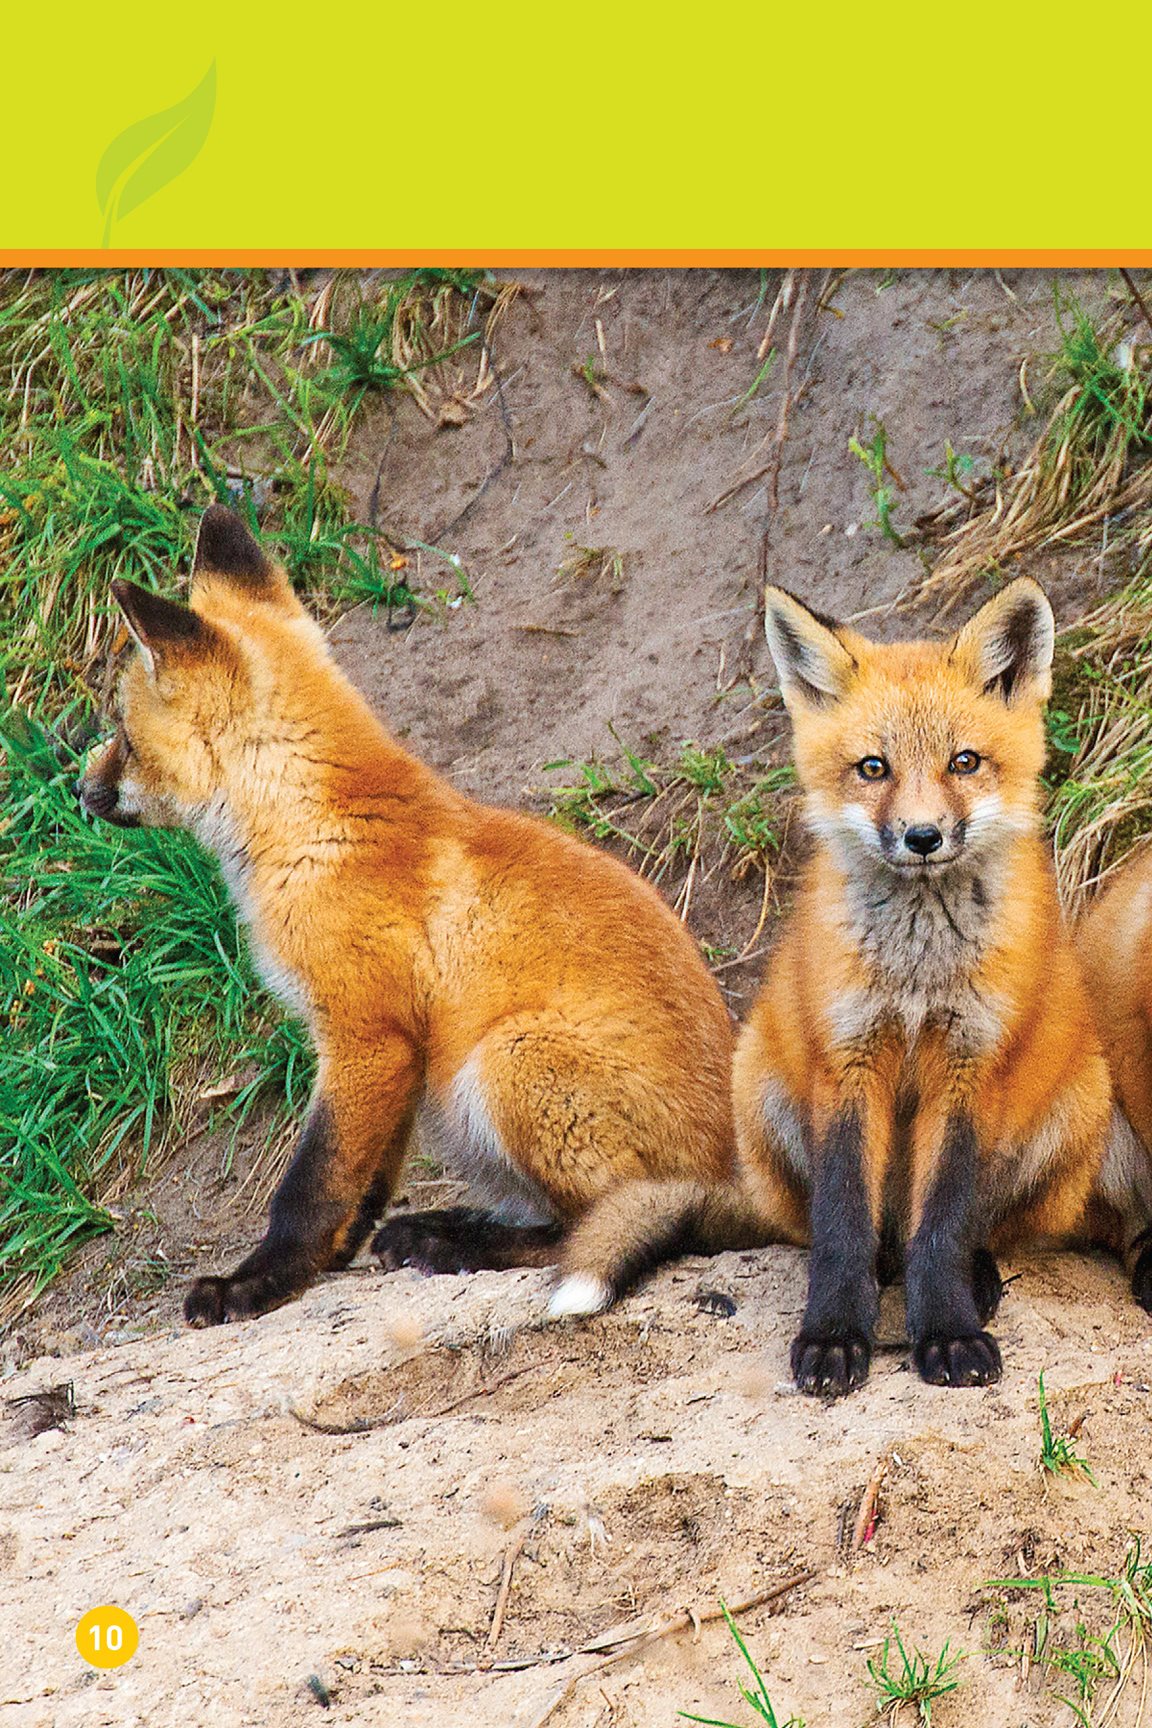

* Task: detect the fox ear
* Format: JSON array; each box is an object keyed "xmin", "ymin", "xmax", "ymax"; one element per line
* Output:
[
  {"xmin": 192, "ymin": 504, "xmax": 278, "ymax": 592},
  {"xmin": 953, "ymin": 578, "xmax": 1055, "ymax": 704},
  {"xmin": 111, "ymin": 580, "xmax": 210, "ymax": 679},
  {"xmin": 763, "ymin": 586, "xmax": 857, "ymax": 710}
]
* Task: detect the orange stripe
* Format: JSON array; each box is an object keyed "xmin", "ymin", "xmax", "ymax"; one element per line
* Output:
[{"xmin": 3, "ymin": 249, "xmax": 1152, "ymax": 268}]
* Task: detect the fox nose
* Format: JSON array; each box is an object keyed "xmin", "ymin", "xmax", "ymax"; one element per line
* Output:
[
  {"xmin": 904, "ymin": 823, "xmax": 943, "ymax": 857},
  {"xmin": 77, "ymin": 777, "xmax": 118, "ymax": 819}
]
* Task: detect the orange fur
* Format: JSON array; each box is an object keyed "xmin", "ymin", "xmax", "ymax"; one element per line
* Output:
[
  {"xmin": 79, "ymin": 507, "xmax": 735, "ymax": 1324},
  {"xmin": 732, "ymin": 580, "xmax": 1113, "ymax": 1394},
  {"xmin": 1076, "ymin": 850, "xmax": 1152, "ymax": 1293}
]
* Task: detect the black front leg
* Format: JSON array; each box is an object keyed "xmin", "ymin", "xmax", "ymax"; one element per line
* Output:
[
  {"xmin": 1132, "ymin": 1228, "xmax": 1152, "ymax": 1314},
  {"xmin": 791, "ymin": 1105, "xmax": 879, "ymax": 1398},
  {"xmin": 184, "ymin": 1037, "xmax": 421, "ymax": 1327},
  {"xmin": 905, "ymin": 1113, "xmax": 1001, "ymax": 1386},
  {"xmin": 185, "ymin": 1100, "xmax": 348, "ymax": 1325}
]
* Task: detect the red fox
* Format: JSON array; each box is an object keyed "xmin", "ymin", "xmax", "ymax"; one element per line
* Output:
[
  {"xmin": 78, "ymin": 506, "xmax": 736, "ymax": 1326},
  {"xmin": 728, "ymin": 580, "xmax": 1115, "ymax": 1395},
  {"xmin": 527, "ymin": 580, "xmax": 1152, "ymax": 1376},
  {"xmin": 1075, "ymin": 852, "xmax": 1152, "ymax": 1304}
]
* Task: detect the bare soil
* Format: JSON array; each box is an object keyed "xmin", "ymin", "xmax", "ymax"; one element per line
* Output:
[{"xmin": 5, "ymin": 267, "xmax": 1145, "ymax": 1727}]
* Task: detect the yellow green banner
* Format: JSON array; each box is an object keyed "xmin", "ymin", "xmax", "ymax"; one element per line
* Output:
[{"xmin": 6, "ymin": 6, "xmax": 1152, "ymax": 254}]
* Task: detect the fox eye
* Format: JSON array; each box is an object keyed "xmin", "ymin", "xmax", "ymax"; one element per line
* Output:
[
  {"xmin": 949, "ymin": 750, "xmax": 981, "ymax": 775},
  {"xmin": 856, "ymin": 756, "xmax": 889, "ymax": 781}
]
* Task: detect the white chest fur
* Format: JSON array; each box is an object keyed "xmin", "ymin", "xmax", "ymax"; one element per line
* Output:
[
  {"xmin": 191, "ymin": 797, "xmax": 312, "ymax": 1021},
  {"xmin": 830, "ymin": 861, "xmax": 1007, "ymax": 1055}
]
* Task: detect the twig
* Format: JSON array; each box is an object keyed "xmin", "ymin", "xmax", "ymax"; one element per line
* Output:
[
  {"xmin": 513, "ymin": 624, "xmax": 580, "ymax": 638},
  {"xmin": 435, "ymin": 340, "xmax": 516, "ymax": 541},
  {"xmin": 711, "ymin": 944, "xmax": 769, "ymax": 973},
  {"xmin": 335, "ymin": 1517, "xmax": 402, "ymax": 1537},
  {"xmin": 1121, "ymin": 268, "xmax": 1152, "ymax": 343},
  {"xmin": 289, "ymin": 1362, "xmax": 541, "ymax": 1436},
  {"xmin": 480, "ymin": 1506, "xmax": 547, "ymax": 1668},
  {"xmin": 737, "ymin": 857, "xmax": 775, "ymax": 961},
  {"xmin": 765, "ymin": 271, "xmax": 814, "ymax": 516},
  {"xmin": 705, "ymin": 462, "xmax": 774, "ymax": 515},
  {"xmin": 527, "ymin": 1576, "xmax": 814, "ymax": 1726},
  {"xmin": 622, "ymin": 395, "xmax": 655, "ymax": 447},
  {"xmin": 526, "ymin": 1677, "xmax": 579, "ymax": 1728},
  {"xmin": 394, "ymin": 1572, "xmax": 815, "ymax": 1686},
  {"xmin": 426, "ymin": 1362, "xmax": 543, "ymax": 1417},
  {"xmin": 851, "ymin": 1458, "xmax": 887, "ymax": 1553}
]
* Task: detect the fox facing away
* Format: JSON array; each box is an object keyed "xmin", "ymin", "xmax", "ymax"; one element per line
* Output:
[{"xmin": 78, "ymin": 506, "xmax": 737, "ymax": 1326}]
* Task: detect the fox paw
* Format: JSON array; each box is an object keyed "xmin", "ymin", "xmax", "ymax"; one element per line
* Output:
[
  {"xmin": 971, "ymin": 1250, "xmax": 1005, "ymax": 1326},
  {"xmin": 913, "ymin": 1330, "xmax": 1001, "ymax": 1386},
  {"xmin": 184, "ymin": 1270, "xmax": 298, "ymax": 1326},
  {"xmin": 790, "ymin": 1330, "xmax": 872, "ymax": 1398},
  {"xmin": 1132, "ymin": 1244, "xmax": 1152, "ymax": 1314},
  {"xmin": 372, "ymin": 1216, "xmax": 474, "ymax": 1276}
]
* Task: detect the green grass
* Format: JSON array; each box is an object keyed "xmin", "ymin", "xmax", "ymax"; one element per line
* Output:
[
  {"xmin": 985, "ymin": 1538, "xmax": 1152, "ymax": 1724},
  {"xmin": 0, "ymin": 266, "xmax": 495, "ymax": 1300},
  {"xmin": 304, "ymin": 268, "xmax": 483, "ymax": 410},
  {"xmin": 849, "ymin": 416, "xmax": 906, "ymax": 547},
  {"xmin": 679, "ymin": 1604, "xmax": 805, "ymax": 1728},
  {"xmin": 0, "ymin": 703, "xmax": 313, "ymax": 1293},
  {"xmin": 734, "ymin": 347, "xmax": 776, "ymax": 412},
  {"xmin": 926, "ymin": 440, "xmax": 980, "ymax": 501},
  {"xmin": 1046, "ymin": 1618, "xmax": 1122, "ymax": 1726},
  {"xmin": 865, "ymin": 1625, "xmax": 963, "ymax": 1724},
  {"xmin": 0, "ymin": 269, "xmax": 490, "ymax": 714},
  {"xmin": 545, "ymin": 734, "xmax": 793, "ymax": 892},
  {"xmin": 1037, "ymin": 1373, "xmax": 1096, "ymax": 1484},
  {"xmin": 1047, "ymin": 282, "xmax": 1152, "ymax": 473}
]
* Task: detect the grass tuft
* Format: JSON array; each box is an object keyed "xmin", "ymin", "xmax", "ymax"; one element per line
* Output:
[
  {"xmin": 914, "ymin": 282, "xmax": 1152, "ymax": 612},
  {"xmin": 679, "ymin": 1603, "xmax": 805, "ymax": 1728},
  {"xmin": 544, "ymin": 733, "xmax": 795, "ymax": 930},
  {"xmin": 849, "ymin": 416, "xmax": 907, "ymax": 547},
  {"xmin": 1047, "ymin": 1618, "xmax": 1122, "ymax": 1726},
  {"xmin": 985, "ymin": 1538, "xmax": 1152, "ymax": 1725},
  {"xmin": 865, "ymin": 1625, "xmax": 963, "ymax": 1724},
  {"xmin": 1036, "ymin": 1373, "xmax": 1096, "ymax": 1484}
]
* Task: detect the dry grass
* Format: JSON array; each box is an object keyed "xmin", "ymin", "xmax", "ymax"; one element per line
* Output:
[
  {"xmin": 914, "ymin": 287, "xmax": 1152, "ymax": 615},
  {"xmin": 1049, "ymin": 559, "xmax": 1152, "ymax": 907},
  {"xmin": 554, "ymin": 543, "xmax": 627, "ymax": 594},
  {"xmin": 544, "ymin": 730, "xmax": 796, "ymax": 959},
  {"xmin": 0, "ymin": 267, "xmax": 507, "ymax": 714}
]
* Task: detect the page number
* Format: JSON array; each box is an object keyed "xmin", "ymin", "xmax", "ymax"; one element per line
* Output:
[{"xmin": 75, "ymin": 1606, "xmax": 139, "ymax": 1669}]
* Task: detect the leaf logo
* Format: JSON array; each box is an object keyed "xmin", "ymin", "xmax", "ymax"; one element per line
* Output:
[{"xmin": 96, "ymin": 62, "xmax": 217, "ymax": 247}]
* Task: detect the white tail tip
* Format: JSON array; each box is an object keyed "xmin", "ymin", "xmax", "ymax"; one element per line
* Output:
[{"xmin": 547, "ymin": 1274, "xmax": 613, "ymax": 1320}]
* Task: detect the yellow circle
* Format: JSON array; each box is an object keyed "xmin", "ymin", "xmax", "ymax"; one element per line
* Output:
[{"xmin": 75, "ymin": 1605, "xmax": 139, "ymax": 1669}]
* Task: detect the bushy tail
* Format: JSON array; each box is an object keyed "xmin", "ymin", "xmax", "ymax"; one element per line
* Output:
[{"xmin": 547, "ymin": 1179, "xmax": 778, "ymax": 1319}]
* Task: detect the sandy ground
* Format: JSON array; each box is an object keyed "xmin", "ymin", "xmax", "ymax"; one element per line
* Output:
[
  {"xmin": 5, "ymin": 267, "xmax": 1147, "ymax": 1726},
  {"xmin": 5, "ymin": 1251, "xmax": 1152, "ymax": 1726}
]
